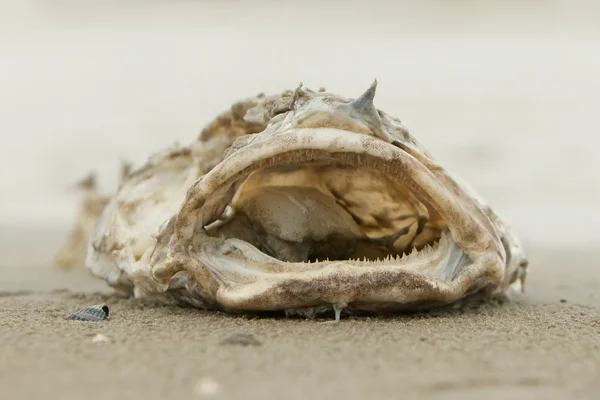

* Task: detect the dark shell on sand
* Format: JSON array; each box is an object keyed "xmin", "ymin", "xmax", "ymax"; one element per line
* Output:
[{"xmin": 68, "ymin": 304, "xmax": 110, "ymax": 321}]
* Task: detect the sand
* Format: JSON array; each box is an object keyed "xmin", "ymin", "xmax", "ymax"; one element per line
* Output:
[
  {"xmin": 1, "ymin": 229, "xmax": 599, "ymax": 400},
  {"xmin": 1, "ymin": 1, "xmax": 600, "ymax": 399}
]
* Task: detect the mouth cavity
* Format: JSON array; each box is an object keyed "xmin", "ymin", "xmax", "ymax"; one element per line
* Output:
[
  {"xmin": 204, "ymin": 162, "xmax": 447, "ymax": 265},
  {"xmin": 177, "ymin": 128, "xmax": 480, "ymax": 276}
]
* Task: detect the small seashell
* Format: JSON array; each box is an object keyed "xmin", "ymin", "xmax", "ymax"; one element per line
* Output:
[
  {"xmin": 194, "ymin": 377, "xmax": 223, "ymax": 397},
  {"xmin": 91, "ymin": 333, "xmax": 111, "ymax": 343},
  {"xmin": 68, "ymin": 304, "xmax": 110, "ymax": 321}
]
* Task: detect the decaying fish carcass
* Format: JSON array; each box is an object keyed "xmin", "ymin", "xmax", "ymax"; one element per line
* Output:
[
  {"xmin": 72, "ymin": 82, "xmax": 528, "ymax": 318},
  {"xmin": 54, "ymin": 164, "xmax": 132, "ymax": 270}
]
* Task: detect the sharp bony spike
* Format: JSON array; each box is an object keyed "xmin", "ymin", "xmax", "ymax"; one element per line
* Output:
[{"xmin": 351, "ymin": 79, "xmax": 378, "ymax": 112}]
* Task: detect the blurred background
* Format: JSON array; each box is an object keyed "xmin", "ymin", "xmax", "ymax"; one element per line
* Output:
[{"xmin": 0, "ymin": 1, "xmax": 599, "ymax": 283}]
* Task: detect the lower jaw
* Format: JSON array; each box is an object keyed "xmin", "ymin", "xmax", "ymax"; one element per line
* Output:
[{"xmin": 182, "ymin": 227, "xmax": 493, "ymax": 312}]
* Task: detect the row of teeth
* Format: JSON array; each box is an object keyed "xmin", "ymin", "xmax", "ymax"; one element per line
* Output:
[{"xmin": 305, "ymin": 240, "xmax": 441, "ymax": 265}]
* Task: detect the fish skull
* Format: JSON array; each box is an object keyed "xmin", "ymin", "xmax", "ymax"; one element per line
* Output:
[{"xmin": 86, "ymin": 82, "xmax": 528, "ymax": 315}]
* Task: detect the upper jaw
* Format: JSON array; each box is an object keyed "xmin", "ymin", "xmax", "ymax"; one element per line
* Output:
[
  {"xmin": 148, "ymin": 127, "xmax": 506, "ymax": 311},
  {"xmin": 169, "ymin": 126, "xmax": 500, "ymax": 255}
]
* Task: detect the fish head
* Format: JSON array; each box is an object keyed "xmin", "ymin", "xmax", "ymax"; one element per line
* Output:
[{"xmin": 145, "ymin": 82, "xmax": 528, "ymax": 313}]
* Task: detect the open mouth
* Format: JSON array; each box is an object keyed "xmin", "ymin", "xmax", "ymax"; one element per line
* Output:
[
  {"xmin": 206, "ymin": 161, "xmax": 447, "ymax": 265},
  {"xmin": 84, "ymin": 82, "xmax": 526, "ymax": 316},
  {"xmin": 153, "ymin": 126, "xmax": 503, "ymax": 312},
  {"xmin": 204, "ymin": 140, "xmax": 451, "ymax": 266}
]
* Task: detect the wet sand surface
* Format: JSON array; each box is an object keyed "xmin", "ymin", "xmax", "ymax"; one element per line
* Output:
[
  {"xmin": 1, "ymin": 293, "xmax": 598, "ymax": 400},
  {"xmin": 1, "ymin": 230, "xmax": 599, "ymax": 400},
  {"xmin": 2, "ymin": 1, "xmax": 600, "ymax": 399}
]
